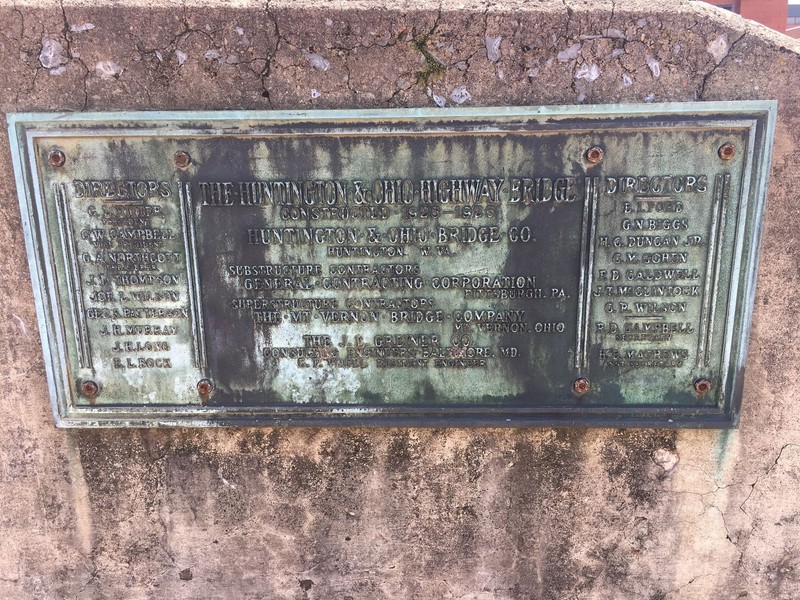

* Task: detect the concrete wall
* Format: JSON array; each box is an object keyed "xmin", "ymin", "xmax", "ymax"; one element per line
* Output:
[{"xmin": 1, "ymin": 1, "xmax": 799, "ymax": 598}]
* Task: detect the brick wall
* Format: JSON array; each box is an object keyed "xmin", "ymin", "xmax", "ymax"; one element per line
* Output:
[
  {"xmin": 704, "ymin": 0, "xmax": 788, "ymax": 34},
  {"xmin": 740, "ymin": 0, "xmax": 788, "ymax": 33}
]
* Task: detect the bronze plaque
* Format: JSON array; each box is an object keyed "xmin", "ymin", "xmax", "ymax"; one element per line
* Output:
[{"xmin": 8, "ymin": 104, "xmax": 775, "ymax": 427}]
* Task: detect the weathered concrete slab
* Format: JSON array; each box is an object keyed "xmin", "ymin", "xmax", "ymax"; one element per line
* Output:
[{"xmin": 0, "ymin": 1, "xmax": 799, "ymax": 598}]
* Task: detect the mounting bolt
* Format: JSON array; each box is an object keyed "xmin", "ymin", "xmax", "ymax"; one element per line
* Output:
[
  {"xmin": 197, "ymin": 378, "xmax": 214, "ymax": 396},
  {"xmin": 173, "ymin": 150, "xmax": 192, "ymax": 169},
  {"xmin": 718, "ymin": 143, "xmax": 735, "ymax": 161},
  {"xmin": 573, "ymin": 377, "xmax": 591, "ymax": 395},
  {"xmin": 80, "ymin": 379, "xmax": 99, "ymax": 398},
  {"xmin": 694, "ymin": 378, "xmax": 712, "ymax": 395},
  {"xmin": 585, "ymin": 146, "xmax": 604, "ymax": 164},
  {"xmin": 48, "ymin": 149, "xmax": 66, "ymax": 168}
]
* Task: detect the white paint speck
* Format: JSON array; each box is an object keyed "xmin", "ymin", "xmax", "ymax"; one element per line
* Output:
[
  {"xmin": 48, "ymin": 66, "xmax": 66, "ymax": 76},
  {"xmin": 302, "ymin": 49, "xmax": 330, "ymax": 71},
  {"xmin": 426, "ymin": 86, "xmax": 446, "ymax": 108},
  {"xmin": 707, "ymin": 34, "xmax": 729, "ymax": 63},
  {"xmin": 311, "ymin": 88, "xmax": 322, "ymax": 99},
  {"xmin": 11, "ymin": 314, "xmax": 28, "ymax": 339},
  {"xmin": 95, "ymin": 60, "xmax": 123, "ymax": 79},
  {"xmin": 646, "ymin": 57, "xmax": 661, "ymax": 78},
  {"xmin": 175, "ymin": 50, "xmax": 187, "ymax": 65},
  {"xmin": 39, "ymin": 38, "xmax": 68, "ymax": 71},
  {"xmin": 217, "ymin": 468, "xmax": 236, "ymax": 488},
  {"xmin": 485, "ymin": 35, "xmax": 502, "ymax": 62},
  {"xmin": 325, "ymin": 18, "xmax": 333, "ymax": 27},
  {"xmin": 557, "ymin": 43, "xmax": 582, "ymax": 63},
  {"xmin": 526, "ymin": 67, "xmax": 540, "ymax": 78},
  {"xmin": 621, "ymin": 73, "xmax": 633, "ymax": 87},
  {"xmin": 450, "ymin": 85, "xmax": 471, "ymax": 105},
  {"xmin": 155, "ymin": 50, "xmax": 163, "ymax": 62},
  {"xmin": 574, "ymin": 63, "xmax": 600, "ymax": 82},
  {"xmin": 652, "ymin": 448, "xmax": 679, "ymax": 472},
  {"xmin": 69, "ymin": 22, "xmax": 95, "ymax": 33},
  {"xmin": 645, "ymin": 92, "xmax": 656, "ymax": 102},
  {"xmin": 204, "ymin": 49, "xmax": 221, "ymax": 61},
  {"xmin": 235, "ymin": 26, "xmax": 245, "ymax": 36}
]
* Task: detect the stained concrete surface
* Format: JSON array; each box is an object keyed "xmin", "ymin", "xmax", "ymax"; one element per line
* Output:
[{"xmin": 1, "ymin": 1, "xmax": 800, "ymax": 598}]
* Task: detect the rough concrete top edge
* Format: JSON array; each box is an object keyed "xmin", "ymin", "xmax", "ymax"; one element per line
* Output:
[
  {"xmin": 6, "ymin": 0, "xmax": 800, "ymax": 54},
  {"xmin": 0, "ymin": 0, "xmax": 752, "ymax": 11}
]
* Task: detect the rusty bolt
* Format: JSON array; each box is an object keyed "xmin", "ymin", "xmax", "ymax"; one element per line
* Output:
[
  {"xmin": 173, "ymin": 151, "xmax": 192, "ymax": 169},
  {"xmin": 80, "ymin": 379, "xmax": 99, "ymax": 398},
  {"xmin": 573, "ymin": 377, "xmax": 591, "ymax": 395},
  {"xmin": 586, "ymin": 146, "xmax": 604, "ymax": 164},
  {"xmin": 197, "ymin": 378, "xmax": 214, "ymax": 395},
  {"xmin": 694, "ymin": 378, "xmax": 712, "ymax": 395},
  {"xmin": 718, "ymin": 143, "xmax": 735, "ymax": 161},
  {"xmin": 48, "ymin": 149, "xmax": 66, "ymax": 168}
]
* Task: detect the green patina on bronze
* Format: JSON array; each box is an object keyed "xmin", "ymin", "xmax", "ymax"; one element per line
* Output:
[{"xmin": 7, "ymin": 103, "xmax": 775, "ymax": 427}]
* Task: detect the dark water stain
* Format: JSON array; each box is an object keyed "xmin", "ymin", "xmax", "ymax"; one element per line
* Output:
[{"xmin": 601, "ymin": 429, "xmax": 677, "ymax": 507}]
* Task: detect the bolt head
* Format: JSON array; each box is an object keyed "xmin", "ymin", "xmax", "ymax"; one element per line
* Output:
[
  {"xmin": 80, "ymin": 379, "xmax": 99, "ymax": 397},
  {"xmin": 197, "ymin": 379, "xmax": 214, "ymax": 395},
  {"xmin": 718, "ymin": 143, "xmax": 735, "ymax": 161},
  {"xmin": 586, "ymin": 146, "xmax": 604, "ymax": 164},
  {"xmin": 48, "ymin": 149, "xmax": 66, "ymax": 168},
  {"xmin": 174, "ymin": 151, "xmax": 192, "ymax": 169},
  {"xmin": 694, "ymin": 378, "xmax": 712, "ymax": 395},
  {"xmin": 573, "ymin": 377, "xmax": 591, "ymax": 395}
]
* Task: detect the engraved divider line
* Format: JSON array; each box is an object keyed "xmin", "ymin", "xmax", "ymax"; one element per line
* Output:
[
  {"xmin": 53, "ymin": 182, "xmax": 92, "ymax": 369},
  {"xmin": 696, "ymin": 173, "xmax": 727, "ymax": 369},
  {"xmin": 624, "ymin": 315, "xmax": 665, "ymax": 320},
  {"xmin": 101, "ymin": 198, "xmax": 146, "ymax": 205},
  {"xmin": 575, "ymin": 176, "xmax": 599, "ymax": 370},
  {"xmin": 705, "ymin": 173, "xmax": 731, "ymax": 368},
  {"xmin": 178, "ymin": 181, "xmax": 208, "ymax": 371}
]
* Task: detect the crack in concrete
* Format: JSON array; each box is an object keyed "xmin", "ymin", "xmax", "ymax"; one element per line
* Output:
[
  {"xmin": 740, "ymin": 443, "xmax": 800, "ymax": 516},
  {"xmin": 72, "ymin": 557, "xmax": 99, "ymax": 600},
  {"xmin": 57, "ymin": 0, "xmax": 90, "ymax": 109},
  {"xmin": 606, "ymin": 0, "xmax": 616, "ymax": 34},
  {"xmin": 697, "ymin": 28, "xmax": 747, "ymax": 100},
  {"xmin": 664, "ymin": 572, "xmax": 713, "ymax": 598}
]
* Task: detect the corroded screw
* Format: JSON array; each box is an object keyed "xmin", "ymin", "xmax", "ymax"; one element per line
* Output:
[
  {"xmin": 197, "ymin": 378, "xmax": 214, "ymax": 396},
  {"xmin": 586, "ymin": 146, "xmax": 604, "ymax": 164},
  {"xmin": 718, "ymin": 143, "xmax": 736, "ymax": 161},
  {"xmin": 173, "ymin": 150, "xmax": 192, "ymax": 169},
  {"xmin": 573, "ymin": 377, "xmax": 591, "ymax": 395},
  {"xmin": 80, "ymin": 379, "xmax": 99, "ymax": 398},
  {"xmin": 694, "ymin": 378, "xmax": 712, "ymax": 395},
  {"xmin": 48, "ymin": 149, "xmax": 66, "ymax": 168}
]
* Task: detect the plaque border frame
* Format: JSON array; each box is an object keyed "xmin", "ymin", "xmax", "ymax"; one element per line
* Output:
[{"xmin": 8, "ymin": 102, "xmax": 776, "ymax": 429}]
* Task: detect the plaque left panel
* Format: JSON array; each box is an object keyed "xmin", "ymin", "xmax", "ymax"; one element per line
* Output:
[{"xmin": 10, "ymin": 122, "xmax": 206, "ymax": 423}]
